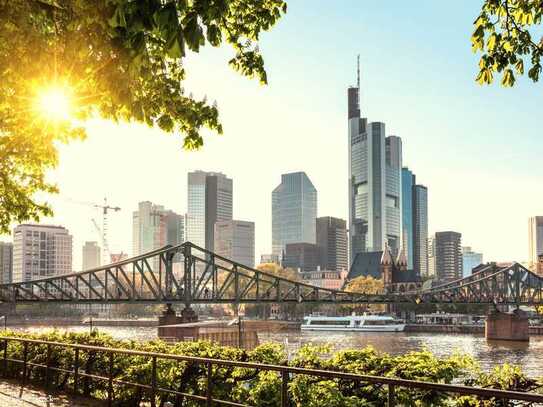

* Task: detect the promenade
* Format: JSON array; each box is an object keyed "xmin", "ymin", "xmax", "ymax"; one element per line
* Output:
[{"xmin": 0, "ymin": 379, "xmax": 102, "ymax": 406}]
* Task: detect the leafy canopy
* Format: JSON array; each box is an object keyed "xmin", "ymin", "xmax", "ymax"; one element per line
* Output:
[
  {"xmin": 472, "ymin": 0, "xmax": 543, "ymax": 86},
  {"xmin": 0, "ymin": 0, "xmax": 286, "ymax": 233}
]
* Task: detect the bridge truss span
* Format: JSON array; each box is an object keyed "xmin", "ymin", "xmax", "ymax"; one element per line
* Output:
[{"xmin": 0, "ymin": 243, "xmax": 542, "ymax": 306}]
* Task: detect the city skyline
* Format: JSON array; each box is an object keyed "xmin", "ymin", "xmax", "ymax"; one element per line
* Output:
[{"xmin": 0, "ymin": 1, "xmax": 541, "ymax": 270}]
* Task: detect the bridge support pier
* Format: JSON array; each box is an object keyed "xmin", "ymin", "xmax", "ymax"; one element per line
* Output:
[
  {"xmin": 157, "ymin": 304, "xmax": 199, "ymax": 342},
  {"xmin": 485, "ymin": 309, "xmax": 529, "ymax": 341}
]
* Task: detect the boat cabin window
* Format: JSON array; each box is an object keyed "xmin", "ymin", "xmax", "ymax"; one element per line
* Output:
[
  {"xmin": 364, "ymin": 320, "xmax": 397, "ymax": 325},
  {"xmin": 310, "ymin": 320, "xmax": 350, "ymax": 326}
]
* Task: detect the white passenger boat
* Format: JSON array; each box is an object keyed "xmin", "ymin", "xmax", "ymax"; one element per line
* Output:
[{"xmin": 301, "ymin": 314, "xmax": 405, "ymax": 332}]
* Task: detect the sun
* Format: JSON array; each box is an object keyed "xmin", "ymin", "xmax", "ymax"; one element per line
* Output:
[{"xmin": 36, "ymin": 85, "xmax": 73, "ymax": 121}]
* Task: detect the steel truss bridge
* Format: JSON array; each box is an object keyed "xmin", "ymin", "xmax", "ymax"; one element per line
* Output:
[{"xmin": 1, "ymin": 242, "xmax": 542, "ymax": 306}]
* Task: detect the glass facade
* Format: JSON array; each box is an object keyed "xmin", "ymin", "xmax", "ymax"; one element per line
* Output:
[
  {"xmin": 413, "ymin": 185, "xmax": 428, "ymax": 277},
  {"xmin": 186, "ymin": 171, "xmax": 233, "ymax": 252},
  {"xmin": 462, "ymin": 246, "xmax": 483, "ymax": 278},
  {"xmin": 272, "ymin": 172, "xmax": 317, "ymax": 257},
  {"xmin": 401, "ymin": 168, "xmax": 415, "ymax": 269}
]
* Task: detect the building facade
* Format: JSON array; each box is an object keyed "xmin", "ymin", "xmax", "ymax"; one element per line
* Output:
[
  {"xmin": 214, "ymin": 220, "xmax": 255, "ymax": 268},
  {"xmin": 401, "ymin": 168, "xmax": 415, "ymax": 269},
  {"xmin": 427, "ymin": 237, "xmax": 436, "ymax": 278},
  {"xmin": 12, "ymin": 224, "xmax": 72, "ymax": 283},
  {"xmin": 186, "ymin": 171, "xmax": 233, "ymax": 252},
  {"xmin": 462, "ymin": 246, "xmax": 483, "ymax": 278},
  {"xmin": 82, "ymin": 241, "xmax": 101, "ymax": 270},
  {"xmin": 272, "ymin": 172, "xmax": 317, "ymax": 257},
  {"xmin": 348, "ymin": 67, "xmax": 402, "ymax": 264},
  {"xmin": 413, "ymin": 184, "xmax": 428, "ymax": 277},
  {"xmin": 433, "ymin": 231, "xmax": 462, "ymax": 282},
  {"xmin": 283, "ymin": 243, "xmax": 320, "ymax": 272},
  {"xmin": 401, "ymin": 168, "xmax": 428, "ymax": 277},
  {"xmin": 0, "ymin": 242, "xmax": 13, "ymax": 284},
  {"xmin": 316, "ymin": 216, "xmax": 348, "ymax": 272},
  {"xmin": 528, "ymin": 216, "xmax": 543, "ymax": 270},
  {"xmin": 299, "ymin": 269, "xmax": 348, "ymax": 290},
  {"xmin": 260, "ymin": 254, "xmax": 280, "ymax": 265}
]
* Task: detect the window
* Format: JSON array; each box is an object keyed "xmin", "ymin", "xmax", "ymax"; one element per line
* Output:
[{"xmin": 310, "ymin": 320, "xmax": 350, "ymax": 326}]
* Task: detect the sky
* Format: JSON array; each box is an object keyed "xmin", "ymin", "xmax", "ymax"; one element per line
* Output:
[{"xmin": 4, "ymin": 1, "xmax": 543, "ymax": 270}]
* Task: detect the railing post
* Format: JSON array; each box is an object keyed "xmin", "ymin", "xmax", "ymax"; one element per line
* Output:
[
  {"xmin": 73, "ymin": 348, "xmax": 79, "ymax": 394},
  {"xmin": 206, "ymin": 361, "xmax": 212, "ymax": 407},
  {"xmin": 387, "ymin": 383, "xmax": 395, "ymax": 406},
  {"xmin": 2, "ymin": 339, "xmax": 7, "ymax": 377},
  {"xmin": 281, "ymin": 370, "xmax": 289, "ymax": 407},
  {"xmin": 150, "ymin": 356, "xmax": 157, "ymax": 407},
  {"xmin": 45, "ymin": 343, "xmax": 51, "ymax": 390},
  {"xmin": 22, "ymin": 341, "xmax": 28, "ymax": 388},
  {"xmin": 107, "ymin": 352, "xmax": 114, "ymax": 407}
]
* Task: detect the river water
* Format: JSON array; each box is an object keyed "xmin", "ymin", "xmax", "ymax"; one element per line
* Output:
[{"xmin": 13, "ymin": 326, "xmax": 543, "ymax": 378}]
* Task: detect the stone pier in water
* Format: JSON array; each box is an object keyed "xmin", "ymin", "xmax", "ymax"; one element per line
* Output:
[{"xmin": 485, "ymin": 309, "xmax": 529, "ymax": 341}]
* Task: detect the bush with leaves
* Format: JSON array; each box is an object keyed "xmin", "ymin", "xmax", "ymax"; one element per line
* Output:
[{"xmin": 0, "ymin": 330, "xmax": 541, "ymax": 406}]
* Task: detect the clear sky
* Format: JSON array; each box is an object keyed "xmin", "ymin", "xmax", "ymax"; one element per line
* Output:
[{"xmin": 5, "ymin": 1, "xmax": 543, "ymax": 269}]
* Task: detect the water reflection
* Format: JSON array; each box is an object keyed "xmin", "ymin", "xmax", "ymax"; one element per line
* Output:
[{"xmin": 11, "ymin": 326, "xmax": 543, "ymax": 377}]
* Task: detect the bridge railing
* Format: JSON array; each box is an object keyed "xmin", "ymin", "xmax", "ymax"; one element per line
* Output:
[{"xmin": 0, "ymin": 336, "xmax": 542, "ymax": 406}]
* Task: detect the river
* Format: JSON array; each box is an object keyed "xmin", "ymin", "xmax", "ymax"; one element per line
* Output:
[{"xmin": 12, "ymin": 325, "xmax": 543, "ymax": 378}]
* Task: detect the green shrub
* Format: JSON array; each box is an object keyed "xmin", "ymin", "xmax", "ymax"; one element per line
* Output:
[{"xmin": 0, "ymin": 330, "xmax": 540, "ymax": 406}]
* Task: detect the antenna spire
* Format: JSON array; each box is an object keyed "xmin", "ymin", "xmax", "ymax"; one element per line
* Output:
[{"xmin": 357, "ymin": 54, "xmax": 360, "ymax": 91}]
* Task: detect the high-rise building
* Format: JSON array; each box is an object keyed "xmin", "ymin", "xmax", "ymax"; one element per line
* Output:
[
  {"xmin": 186, "ymin": 171, "xmax": 233, "ymax": 252},
  {"xmin": 413, "ymin": 184, "xmax": 428, "ymax": 277},
  {"xmin": 401, "ymin": 168, "xmax": 428, "ymax": 277},
  {"xmin": 316, "ymin": 217, "xmax": 348, "ymax": 272},
  {"xmin": 348, "ymin": 60, "xmax": 402, "ymax": 264},
  {"xmin": 528, "ymin": 216, "xmax": 543, "ymax": 270},
  {"xmin": 82, "ymin": 241, "xmax": 101, "ymax": 270},
  {"xmin": 462, "ymin": 246, "xmax": 483, "ymax": 278},
  {"xmin": 0, "ymin": 242, "xmax": 13, "ymax": 284},
  {"xmin": 133, "ymin": 202, "xmax": 184, "ymax": 270},
  {"xmin": 272, "ymin": 172, "xmax": 317, "ymax": 257},
  {"xmin": 283, "ymin": 243, "xmax": 320, "ymax": 272},
  {"xmin": 427, "ymin": 237, "xmax": 436, "ymax": 278},
  {"xmin": 214, "ymin": 220, "xmax": 255, "ymax": 268},
  {"xmin": 433, "ymin": 231, "xmax": 462, "ymax": 282},
  {"xmin": 401, "ymin": 168, "xmax": 415, "ymax": 269},
  {"xmin": 12, "ymin": 224, "xmax": 72, "ymax": 283}
]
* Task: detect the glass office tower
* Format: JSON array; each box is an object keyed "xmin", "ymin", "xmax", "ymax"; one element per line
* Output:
[{"xmin": 272, "ymin": 172, "xmax": 317, "ymax": 257}]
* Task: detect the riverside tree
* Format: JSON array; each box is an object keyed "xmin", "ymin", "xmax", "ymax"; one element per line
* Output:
[
  {"xmin": 1, "ymin": 0, "xmax": 541, "ymax": 233},
  {"xmin": 0, "ymin": 0, "xmax": 286, "ymax": 233}
]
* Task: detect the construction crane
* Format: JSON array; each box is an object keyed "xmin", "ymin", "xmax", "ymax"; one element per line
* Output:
[{"xmin": 93, "ymin": 198, "xmax": 121, "ymax": 264}]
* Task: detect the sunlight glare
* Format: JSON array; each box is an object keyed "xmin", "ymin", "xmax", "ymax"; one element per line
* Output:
[{"xmin": 36, "ymin": 85, "xmax": 72, "ymax": 121}]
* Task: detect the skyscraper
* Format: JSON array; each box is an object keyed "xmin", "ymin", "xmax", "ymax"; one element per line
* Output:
[
  {"xmin": 413, "ymin": 184, "xmax": 428, "ymax": 277},
  {"xmin": 462, "ymin": 246, "xmax": 483, "ymax": 278},
  {"xmin": 348, "ymin": 60, "xmax": 402, "ymax": 263},
  {"xmin": 214, "ymin": 220, "xmax": 255, "ymax": 267},
  {"xmin": 82, "ymin": 241, "xmax": 101, "ymax": 270},
  {"xmin": 272, "ymin": 172, "xmax": 317, "ymax": 257},
  {"xmin": 283, "ymin": 243, "xmax": 320, "ymax": 272},
  {"xmin": 12, "ymin": 224, "xmax": 72, "ymax": 283},
  {"xmin": 0, "ymin": 242, "xmax": 13, "ymax": 284},
  {"xmin": 316, "ymin": 217, "xmax": 348, "ymax": 271},
  {"xmin": 186, "ymin": 171, "xmax": 233, "ymax": 252},
  {"xmin": 528, "ymin": 216, "xmax": 543, "ymax": 270},
  {"xmin": 401, "ymin": 168, "xmax": 415, "ymax": 269},
  {"xmin": 433, "ymin": 231, "xmax": 462, "ymax": 282},
  {"xmin": 132, "ymin": 202, "xmax": 184, "ymax": 270}
]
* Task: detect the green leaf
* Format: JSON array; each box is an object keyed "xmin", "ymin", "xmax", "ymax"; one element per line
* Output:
[
  {"xmin": 501, "ymin": 68, "xmax": 515, "ymax": 87},
  {"xmin": 515, "ymin": 59, "xmax": 524, "ymax": 74}
]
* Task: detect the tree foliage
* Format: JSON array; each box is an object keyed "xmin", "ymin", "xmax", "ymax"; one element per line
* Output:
[
  {"xmin": 344, "ymin": 276, "xmax": 384, "ymax": 295},
  {"xmin": 2, "ymin": 330, "xmax": 541, "ymax": 406},
  {"xmin": 472, "ymin": 0, "xmax": 543, "ymax": 86},
  {"xmin": 0, "ymin": 0, "xmax": 286, "ymax": 233}
]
